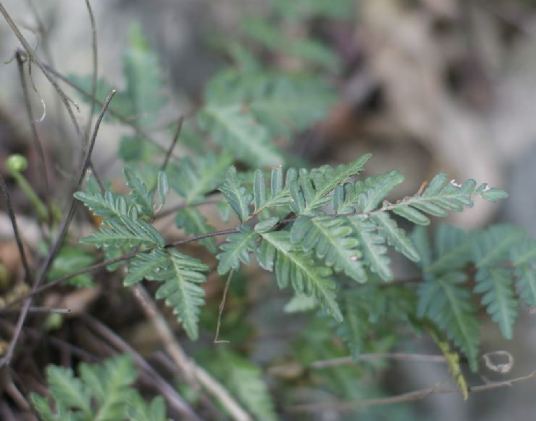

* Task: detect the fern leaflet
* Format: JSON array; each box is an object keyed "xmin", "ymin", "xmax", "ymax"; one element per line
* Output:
[
  {"xmin": 124, "ymin": 249, "xmax": 209, "ymax": 340},
  {"xmin": 417, "ymin": 272, "xmax": 480, "ymax": 371},
  {"xmin": 290, "ymin": 215, "xmax": 366, "ymax": 282},
  {"xmin": 198, "ymin": 103, "xmax": 284, "ymax": 167},
  {"xmin": 289, "ymin": 154, "xmax": 371, "ymax": 215},
  {"xmin": 217, "ymin": 226, "xmax": 259, "ymax": 275},
  {"xmin": 257, "ymin": 231, "xmax": 342, "ymax": 321},
  {"xmin": 346, "ymin": 215, "xmax": 392, "ymax": 281},
  {"xmin": 219, "ymin": 167, "xmax": 253, "ymax": 222},
  {"xmin": 475, "ymin": 268, "xmax": 518, "ymax": 340}
]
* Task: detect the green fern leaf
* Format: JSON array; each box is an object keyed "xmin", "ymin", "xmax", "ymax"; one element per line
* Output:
[
  {"xmin": 290, "ymin": 215, "xmax": 366, "ymax": 282},
  {"xmin": 332, "ymin": 170, "xmax": 404, "ymax": 214},
  {"xmin": 510, "ymin": 239, "xmax": 536, "ymax": 266},
  {"xmin": 371, "ymin": 212, "xmax": 420, "ymax": 262},
  {"xmin": 425, "ymin": 224, "xmax": 471, "ymax": 274},
  {"xmin": 515, "ymin": 265, "xmax": 536, "ymax": 308},
  {"xmin": 356, "ymin": 171, "xmax": 405, "ymax": 213},
  {"xmin": 417, "ymin": 272, "xmax": 480, "ymax": 371},
  {"xmin": 241, "ymin": 16, "xmax": 340, "ymax": 71},
  {"xmin": 389, "ymin": 174, "xmax": 507, "ymax": 225},
  {"xmin": 124, "ymin": 249, "xmax": 170, "ymax": 286},
  {"xmin": 175, "ymin": 207, "xmax": 217, "ymax": 253},
  {"xmin": 336, "ymin": 291, "xmax": 368, "ymax": 360},
  {"xmin": 33, "ymin": 356, "xmax": 168, "ymax": 421},
  {"xmin": 79, "ymin": 356, "xmax": 138, "ymax": 421},
  {"xmin": 129, "ymin": 397, "xmax": 168, "ymax": 421},
  {"xmin": 167, "ymin": 152, "xmax": 233, "ymax": 205},
  {"xmin": 219, "ymin": 167, "xmax": 253, "ymax": 222},
  {"xmin": 253, "ymin": 167, "xmax": 297, "ymax": 214},
  {"xmin": 124, "ymin": 167, "xmax": 154, "ymax": 218},
  {"xmin": 45, "ymin": 366, "xmax": 92, "ymax": 416},
  {"xmin": 217, "ymin": 226, "xmax": 259, "ymax": 275},
  {"xmin": 123, "ymin": 249, "xmax": 208, "ymax": 340},
  {"xmin": 198, "ymin": 103, "xmax": 284, "ymax": 167},
  {"xmin": 346, "ymin": 215, "xmax": 392, "ymax": 281},
  {"xmin": 122, "ymin": 24, "xmax": 168, "ymax": 126},
  {"xmin": 80, "ymin": 217, "xmax": 165, "ymax": 249},
  {"xmin": 472, "ymin": 225, "xmax": 526, "ymax": 268},
  {"xmin": 257, "ymin": 231, "xmax": 342, "ymax": 321},
  {"xmin": 475, "ymin": 268, "xmax": 518, "ymax": 340},
  {"xmin": 206, "ymin": 69, "xmax": 335, "ymax": 137},
  {"xmin": 75, "ymin": 190, "xmax": 138, "ymax": 219},
  {"xmin": 211, "ymin": 350, "xmax": 277, "ymax": 421},
  {"xmin": 290, "ymin": 154, "xmax": 371, "ymax": 215}
]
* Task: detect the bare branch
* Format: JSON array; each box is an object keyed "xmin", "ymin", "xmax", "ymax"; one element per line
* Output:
[
  {"xmin": 133, "ymin": 284, "xmax": 252, "ymax": 421},
  {"xmin": 0, "ymin": 90, "xmax": 116, "ymax": 369}
]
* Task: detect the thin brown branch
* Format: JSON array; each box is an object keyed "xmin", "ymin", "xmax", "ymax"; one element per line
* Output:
[
  {"xmin": 286, "ymin": 368, "xmax": 536, "ymax": 413},
  {"xmin": 214, "ymin": 269, "xmax": 233, "ymax": 344},
  {"xmin": 82, "ymin": 0, "xmax": 98, "ymax": 145},
  {"xmin": 29, "ymin": 55, "xmax": 171, "ymax": 154},
  {"xmin": 0, "ymin": 90, "xmax": 116, "ymax": 369},
  {"xmin": 0, "ymin": 2, "xmax": 104, "ymax": 191},
  {"xmin": 2, "ymin": 307, "xmax": 71, "ymax": 314},
  {"xmin": 133, "ymin": 284, "xmax": 252, "ymax": 421},
  {"xmin": 0, "ymin": 173, "xmax": 34, "ymax": 287},
  {"xmin": 312, "ymin": 353, "xmax": 447, "ymax": 369},
  {"xmin": 83, "ymin": 314, "xmax": 203, "ymax": 421},
  {"xmin": 15, "ymin": 51, "xmax": 52, "ymax": 226},
  {"xmin": 161, "ymin": 114, "xmax": 184, "ymax": 172}
]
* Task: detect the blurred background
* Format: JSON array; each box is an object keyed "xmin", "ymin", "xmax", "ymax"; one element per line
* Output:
[{"xmin": 1, "ymin": 0, "xmax": 536, "ymax": 420}]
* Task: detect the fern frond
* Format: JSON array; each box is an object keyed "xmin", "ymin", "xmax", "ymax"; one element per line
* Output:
[
  {"xmin": 257, "ymin": 231, "xmax": 342, "ymax": 321},
  {"xmin": 425, "ymin": 223, "xmax": 471, "ymax": 274},
  {"xmin": 346, "ymin": 215, "xmax": 392, "ymax": 281},
  {"xmin": 475, "ymin": 268, "xmax": 518, "ymax": 340},
  {"xmin": 75, "ymin": 190, "xmax": 138, "ymax": 219},
  {"xmin": 198, "ymin": 103, "xmax": 284, "ymax": 167},
  {"xmin": 219, "ymin": 167, "xmax": 253, "ymax": 222},
  {"xmin": 336, "ymin": 291, "xmax": 368, "ymax": 360},
  {"xmin": 472, "ymin": 225, "xmax": 526, "ymax": 268},
  {"xmin": 128, "ymin": 397, "xmax": 168, "ymax": 421},
  {"xmin": 515, "ymin": 265, "xmax": 536, "ymax": 308},
  {"xmin": 253, "ymin": 167, "xmax": 297, "ymax": 214},
  {"xmin": 417, "ymin": 272, "xmax": 480, "ymax": 371},
  {"xmin": 124, "ymin": 249, "xmax": 208, "ymax": 340},
  {"xmin": 290, "ymin": 215, "xmax": 366, "ymax": 282},
  {"xmin": 217, "ymin": 226, "xmax": 259, "ymax": 275},
  {"xmin": 206, "ymin": 69, "xmax": 335, "ymax": 137},
  {"xmin": 167, "ymin": 152, "xmax": 233, "ymax": 205},
  {"xmin": 69, "ymin": 24, "xmax": 167, "ymax": 127},
  {"xmin": 289, "ymin": 154, "xmax": 371, "ymax": 215},
  {"xmin": 124, "ymin": 167, "xmax": 154, "ymax": 218},
  {"xmin": 371, "ymin": 212, "xmax": 420, "ymax": 262},
  {"xmin": 122, "ymin": 24, "xmax": 168, "ymax": 126},
  {"xmin": 45, "ymin": 366, "xmax": 92, "ymax": 416},
  {"xmin": 32, "ymin": 356, "xmax": 140, "ymax": 421},
  {"xmin": 79, "ymin": 356, "xmax": 138, "ymax": 421},
  {"xmin": 507, "ymin": 239, "xmax": 536, "ymax": 307},
  {"xmin": 333, "ymin": 170, "xmax": 405, "ymax": 214},
  {"xmin": 386, "ymin": 174, "xmax": 507, "ymax": 226},
  {"xmin": 211, "ymin": 351, "xmax": 277, "ymax": 421},
  {"xmin": 80, "ymin": 216, "xmax": 165, "ymax": 249},
  {"xmin": 175, "ymin": 207, "xmax": 217, "ymax": 253},
  {"xmin": 510, "ymin": 239, "xmax": 536, "ymax": 266}
]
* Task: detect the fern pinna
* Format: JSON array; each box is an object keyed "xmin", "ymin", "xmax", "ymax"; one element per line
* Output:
[{"xmin": 74, "ymin": 150, "xmax": 521, "ymax": 374}]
